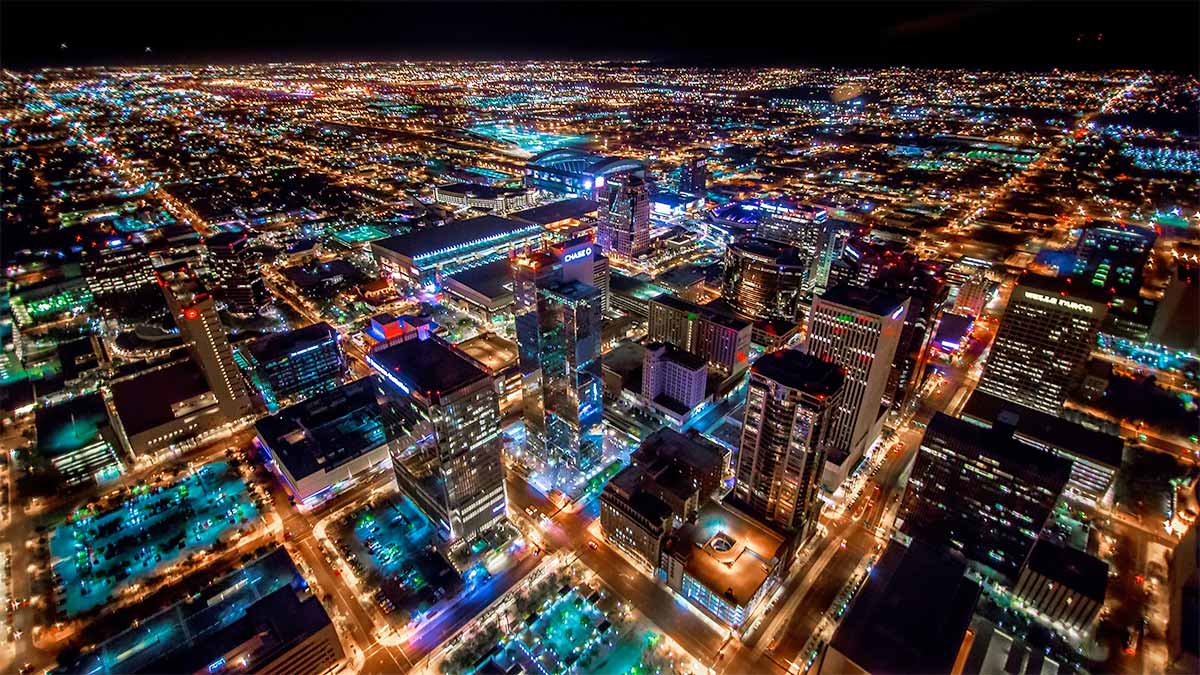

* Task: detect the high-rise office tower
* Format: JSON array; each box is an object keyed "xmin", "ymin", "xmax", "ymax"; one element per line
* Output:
[
  {"xmin": 647, "ymin": 294, "xmax": 752, "ymax": 376},
  {"xmin": 736, "ymin": 349, "xmax": 845, "ymax": 539},
  {"xmin": 514, "ymin": 243, "xmax": 604, "ymax": 472},
  {"xmin": 805, "ymin": 285, "xmax": 907, "ymax": 490},
  {"xmin": 722, "ymin": 237, "xmax": 809, "ymax": 322},
  {"xmin": 205, "ymin": 232, "xmax": 267, "ymax": 315},
  {"xmin": 868, "ymin": 261, "xmax": 948, "ymax": 409},
  {"xmin": 898, "ymin": 412, "xmax": 1072, "ymax": 582},
  {"xmin": 642, "ymin": 342, "xmax": 707, "ymax": 412},
  {"xmin": 953, "ymin": 270, "xmax": 992, "ymax": 317},
  {"xmin": 158, "ymin": 264, "xmax": 254, "ymax": 420},
  {"xmin": 812, "ymin": 220, "xmax": 860, "ymax": 295},
  {"xmin": 677, "ymin": 155, "xmax": 708, "ymax": 198},
  {"xmin": 367, "ymin": 334, "xmax": 506, "ymax": 542},
  {"xmin": 593, "ymin": 252, "xmax": 611, "ymax": 312},
  {"xmin": 83, "ymin": 242, "xmax": 162, "ymax": 320},
  {"xmin": 976, "ymin": 274, "xmax": 1108, "ymax": 416},
  {"xmin": 597, "ymin": 174, "xmax": 651, "ymax": 263},
  {"xmin": 758, "ymin": 201, "xmax": 828, "ymax": 264}
]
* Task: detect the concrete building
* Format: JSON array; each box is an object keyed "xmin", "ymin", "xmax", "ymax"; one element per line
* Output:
[
  {"xmin": 736, "ymin": 349, "xmax": 845, "ymax": 539},
  {"xmin": 662, "ymin": 501, "xmax": 786, "ymax": 628},
  {"xmin": 805, "ymin": 285, "xmax": 907, "ymax": 491},
  {"xmin": 83, "ymin": 242, "xmax": 161, "ymax": 320},
  {"xmin": 641, "ymin": 342, "xmax": 708, "ymax": 427},
  {"xmin": 457, "ymin": 333, "xmax": 523, "ymax": 416},
  {"xmin": 204, "ymin": 231, "xmax": 267, "ymax": 315},
  {"xmin": 976, "ymin": 274, "xmax": 1108, "ymax": 416},
  {"xmin": 647, "ymin": 294, "xmax": 752, "ymax": 375},
  {"xmin": 109, "ymin": 360, "xmax": 224, "ymax": 457},
  {"xmin": 158, "ymin": 263, "xmax": 255, "ymax": 421},
  {"xmin": 254, "ymin": 377, "xmax": 394, "ymax": 508},
  {"xmin": 600, "ymin": 467, "xmax": 677, "ymax": 570},
  {"xmin": 367, "ymin": 334, "xmax": 506, "ymax": 542},
  {"xmin": 1013, "ymin": 539, "xmax": 1108, "ymax": 633}
]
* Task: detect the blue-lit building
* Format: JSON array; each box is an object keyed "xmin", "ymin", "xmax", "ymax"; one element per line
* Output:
[
  {"xmin": 366, "ymin": 334, "xmax": 507, "ymax": 542},
  {"xmin": 514, "ymin": 242, "xmax": 605, "ymax": 473},
  {"xmin": 1070, "ymin": 222, "xmax": 1156, "ymax": 300},
  {"xmin": 55, "ymin": 547, "xmax": 343, "ymax": 675},
  {"xmin": 524, "ymin": 148, "xmax": 646, "ymax": 199},
  {"xmin": 237, "ymin": 322, "xmax": 347, "ymax": 410},
  {"xmin": 255, "ymin": 376, "xmax": 393, "ymax": 508},
  {"xmin": 371, "ymin": 214, "xmax": 544, "ymax": 291}
]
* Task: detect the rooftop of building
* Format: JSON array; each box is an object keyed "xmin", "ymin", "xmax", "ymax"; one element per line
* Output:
[
  {"xmin": 204, "ymin": 231, "xmax": 250, "ymax": 249},
  {"xmin": 818, "ymin": 284, "xmax": 908, "ymax": 318},
  {"xmin": 111, "ymin": 360, "xmax": 214, "ymax": 437},
  {"xmin": 368, "ymin": 334, "xmax": 491, "ymax": 396},
  {"xmin": 35, "ymin": 393, "xmax": 112, "ymax": 458},
  {"xmin": 667, "ymin": 500, "xmax": 785, "ymax": 608},
  {"xmin": 244, "ymin": 322, "xmax": 338, "ymax": 364},
  {"xmin": 436, "ymin": 182, "xmax": 527, "ymax": 199},
  {"xmin": 254, "ymin": 377, "xmax": 388, "ymax": 481},
  {"xmin": 728, "ymin": 237, "xmax": 807, "ymax": 266},
  {"xmin": 1015, "ymin": 271, "xmax": 1113, "ymax": 306},
  {"xmin": 605, "ymin": 465, "xmax": 676, "ymax": 524},
  {"xmin": 829, "ymin": 539, "xmax": 980, "ymax": 675},
  {"xmin": 445, "ymin": 258, "xmax": 514, "ymax": 302},
  {"xmin": 543, "ymin": 278, "xmax": 602, "ymax": 304},
  {"xmin": 645, "ymin": 341, "xmax": 709, "ymax": 372},
  {"xmin": 509, "ymin": 197, "xmax": 598, "ymax": 225},
  {"xmin": 457, "ymin": 333, "xmax": 520, "ymax": 372},
  {"xmin": 650, "ymin": 293, "xmax": 751, "ymax": 331},
  {"xmin": 373, "ymin": 215, "xmax": 541, "ymax": 261},
  {"xmin": 750, "ymin": 349, "xmax": 845, "ymax": 397},
  {"xmin": 602, "ymin": 341, "xmax": 646, "ymax": 377},
  {"xmin": 960, "ymin": 390, "xmax": 1124, "ymax": 469},
  {"xmin": 925, "ymin": 412, "xmax": 1075, "ymax": 486},
  {"xmin": 633, "ymin": 428, "xmax": 726, "ymax": 478},
  {"xmin": 1024, "ymin": 539, "xmax": 1109, "ymax": 602}
]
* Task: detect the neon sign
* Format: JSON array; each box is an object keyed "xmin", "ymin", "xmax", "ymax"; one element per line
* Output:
[{"xmin": 563, "ymin": 246, "xmax": 593, "ymax": 264}]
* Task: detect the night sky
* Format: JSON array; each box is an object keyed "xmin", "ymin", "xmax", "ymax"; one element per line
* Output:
[{"xmin": 2, "ymin": 1, "xmax": 1196, "ymax": 71}]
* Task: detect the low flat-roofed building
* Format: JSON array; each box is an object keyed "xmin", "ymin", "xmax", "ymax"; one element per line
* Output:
[
  {"xmin": 610, "ymin": 273, "xmax": 671, "ymax": 318},
  {"xmin": 56, "ymin": 547, "xmax": 343, "ymax": 675},
  {"xmin": 631, "ymin": 428, "xmax": 729, "ymax": 503},
  {"xmin": 601, "ymin": 466, "xmax": 676, "ymax": 570},
  {"xmin": 443, "ymin": 258, "xmax": 515, "ymax": 325},
  {"xmin": 433, "ymin": 182, "xmax": 534, "ymax": 214},
  {"xmin": 109, "ymin": 359, "xmax": 224, "ymax": 457},
  {"xmin": 255, "ymin": 376, "xmax": 392, "ymax": 508},
  {"xmin": 602, "ymin": 340, "xmax": 645, "ymax": 402},
  {"xmin": 457, "ymin": 333, "xmax": 522, "ymax": 416},
  {"xmin": 820, "ymin": 539, "xmax": 980, "ymax": 675},
  {"xmin": 36, "ymin": 393, "xmax": 125, "ymax": 486},
  {"xmin": 509, "ymin": 197, "xmax": 598, "ymax": 234},
  {"xmin": 961, "ymin": 390, "xmax": 1123, "ymax": 508},
  {"xmin": 372, "ymin": 215, "xmax": 543, "ymax": 290},
  {"xmin": 662, "ymin": 500, "xmax": 785, "ymax": 628},
  {"xmin": 1013, "ymin": 539, "xmax": 1108, "ymax": 633}
]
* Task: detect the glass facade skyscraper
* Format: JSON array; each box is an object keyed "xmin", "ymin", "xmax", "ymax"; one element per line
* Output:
[{"xmin": 722, "ymin": 237, "xmax": 809, "ymax": 322}]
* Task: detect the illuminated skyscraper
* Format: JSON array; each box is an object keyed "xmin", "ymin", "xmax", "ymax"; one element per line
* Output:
[
  {"xmin": 158, "ymin": 264, "xmax": 254, "ymax": 420},
  {"xmin": 677, "ymin": 155, "xmax": 708, "ymax": 198},
  {"xmin": 84, "ymin": 242, "xmax": 161, "ymax": 321},
  {"xmin": 722, "ymin": 237, "xmax": 809, "ymax": 322},
  {"xmin": 736, "ymin": 349, "xmax": 844, "ymax": 539},
  {"xmin": 367, "ymin": 334, "xmax": 506, "ymax": 542},
  {"xmin": 205, "ymin": 232, "xmax": 267, "ymax": 315},
  {"xmin": 514, "ymin": 242, "xmax": 604, "ymax": 472},
  {"xmin": 805, "ymin": 285, "xmax": 907, "ymax": 490},
  {"xmin": 976, "ymin": 275, "xmax": 1108, "ymax": 416},
  {"xmin": 597, "ymin": 174, "xmax": 651, "ymax": 263}
]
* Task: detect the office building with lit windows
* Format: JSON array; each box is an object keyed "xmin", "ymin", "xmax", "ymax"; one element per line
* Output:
[
  {"xmin": 158, "ymin": 263, "xmax": 255, "ymax": 421},
  {"xmin": 805, "ymin": 285, "xmax": 907, "ymax": 491},
  {"xmin": 736, "ymin": 350, "xmax": 845, "ymax": 539},
  {"xmin": 513, "ymin": 244, "xmax": 605, "ymax": 472},
  {"xmin": 83, "ymin": 242, "xmax": 162, "ymax": 320},
  {"xmin": 898, "ymin": 413, "xmax": 1072, "ymax": 582},
  {"xmin": 237, "ymin": 322, "xmax": 347, "ymax": 411},
  {"xmin": 757, "ymin": 200, "xmax": 827, "ymax": 269},
  {"xmin": 597, "ymin": 174, "xmax": 651, "ymax": 263},
  {"xmin": 647, "ymin": 294, "xmax": 752, "ymax": 375},
  {"xmin": 812, "ymin": 219, "xmax": 860, "ymax": 295},
  {"xmin": 204, "ymin": 231, "xmax": 267, "ymax": 315},
  {"xmin": 641, "ymin": 342, "xmax": 708, "ymax": 427},
  {"xmin": 367, "ymin": 333, "xmax": 506, "ymax": 542},
  {"xmin": 975, "ymin": 274, "xmax": 1108, "ymax": 416},
  {"xmin": 722, "ymin": 237, "xmax": 809, "ymax": 322},
  {"xmin": 1070, "ymin": 222, "xmax": 1156, "ymax": 299},
  {"xmin": 677, "ymin": 155, "xmax": 708, "ymax": 197}
]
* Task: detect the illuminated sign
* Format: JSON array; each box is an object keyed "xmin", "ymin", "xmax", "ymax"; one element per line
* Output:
[
  {"xmin": 563, "ymin": 246, "xmax": 593, "ymax": 264},
  {"xmin": 1023, "ymin": 290, "xmax": 1096, "ymax": 314}
]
